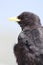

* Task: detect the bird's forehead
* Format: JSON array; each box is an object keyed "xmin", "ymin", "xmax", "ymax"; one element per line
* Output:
[
  {"xmin": 18, "ymin": 12, "xmax": 33, "ymax": 19},
  {"xmin": 19, "ymin": 12, "xmax": 32, "ymax": 16}
]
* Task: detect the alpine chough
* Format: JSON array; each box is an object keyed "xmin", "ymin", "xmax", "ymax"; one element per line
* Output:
[{"xmin": 9, "ymin": 12, "xmax": 43, "ymax": 65}]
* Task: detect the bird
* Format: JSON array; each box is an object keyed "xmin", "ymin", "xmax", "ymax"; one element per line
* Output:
[{"xmin": 9, "ymin": 12, "xmax": 43, "ymax": 65}]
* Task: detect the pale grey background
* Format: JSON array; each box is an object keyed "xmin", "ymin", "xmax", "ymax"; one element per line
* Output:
[{"xmin": 0, "ymin": 0, "xmax": 43, "ymax": 65}]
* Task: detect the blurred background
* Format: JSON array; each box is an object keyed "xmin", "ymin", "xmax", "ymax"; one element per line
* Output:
[{"xmin": 0, "ymin": 0, "xmax": 43, "ymax": 65}]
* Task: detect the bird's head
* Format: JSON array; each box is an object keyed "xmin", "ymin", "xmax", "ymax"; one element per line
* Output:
[{"xmin": 8, "ymin": 12, "xmax": 41, "ymax": 30}]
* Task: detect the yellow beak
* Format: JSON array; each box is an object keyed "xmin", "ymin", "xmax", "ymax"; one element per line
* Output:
[{"xmin": 8, "ymin": 17, "xmax": 21, "ymax": 22}]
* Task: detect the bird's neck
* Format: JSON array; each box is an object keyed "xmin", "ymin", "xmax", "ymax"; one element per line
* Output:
[{"xmin": 22, "ymin": 24, "xmax": 41, "ymax": 31}]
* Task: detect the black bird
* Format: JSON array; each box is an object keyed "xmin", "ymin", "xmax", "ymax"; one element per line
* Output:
[{"xmin": 9, "ymin": 12, "xmax": 43, "ymax": 65}]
